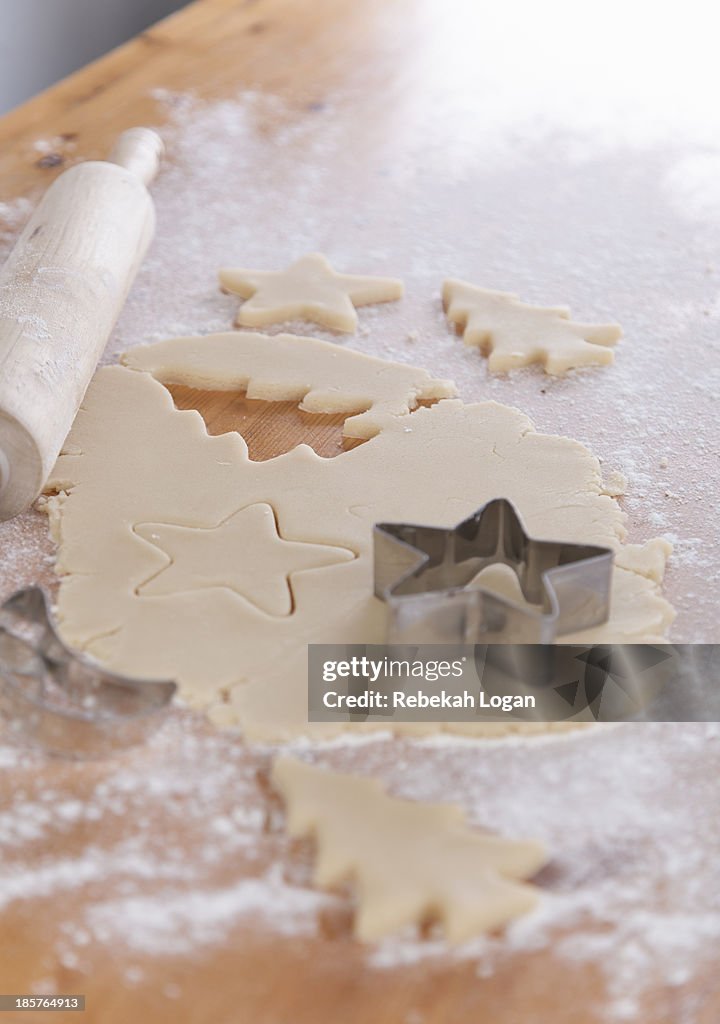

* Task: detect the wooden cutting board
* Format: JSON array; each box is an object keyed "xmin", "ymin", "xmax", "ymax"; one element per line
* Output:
[
  {"xmin": 1, "ymin": 2, "xmax": 719, "ymax": 1023},
  {"xmin": 166, "ymin": 385, "xmax": 366, "ymax": 460}
]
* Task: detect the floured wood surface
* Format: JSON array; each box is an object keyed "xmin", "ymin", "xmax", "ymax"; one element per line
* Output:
[
  {"xmin": 1, "ymin": 719, "xmax": 719, "ymax": 1024},
  {"xmin": 0, "ymin": 0, "xmax": 719, "ymax": 1021},
  {"xmin": 0, "ymin": 0, "xmax": 717, "ymax": 637}
]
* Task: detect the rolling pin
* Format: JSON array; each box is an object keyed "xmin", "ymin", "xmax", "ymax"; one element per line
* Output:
[{"xmin": 0, "ymin": 127, "xmax": 163, "ymax": 521}]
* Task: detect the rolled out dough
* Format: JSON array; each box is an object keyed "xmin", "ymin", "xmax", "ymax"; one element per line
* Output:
[
  {"xmin": 122, "ymin": 331, "xmax": 456, "ymax": 440},
  {"xmin": 134, "ymin": 503, "xmax": 355, "ymax": 616},
  {"xmin": 46, "ymin": 334, "xmax": 673, "ymax": 740}
]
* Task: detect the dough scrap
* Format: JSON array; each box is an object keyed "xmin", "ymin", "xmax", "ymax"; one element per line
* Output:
[
  {"xmin": 271, "ymin": 756, "xmax": 548, "ymax": 942},
  {"xmin": 219, "ymin": 253, "xmax": 404, "ymax": 333},
  {"xmin": 46, "ymin": 335, "xmax": 673, "ymax": 740},
  {"xmin": 615, "ymin": 538, "xmax": 673, "ymax": 583},
  {"xmin": 134, "ymin": 503, "xmax": 355, "ymax": 617},
  {"xmin": 443, "ymin": 279, "xmax": 622, "ymax": 375},
  {"xmin": 123, "ymin": 331, "xmax": 456, "ymax": 440}
]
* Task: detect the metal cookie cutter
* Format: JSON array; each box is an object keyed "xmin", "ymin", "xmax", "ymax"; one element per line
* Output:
[
  {"xmin": 374, "ymin": 498, "xmax": 613, "ymax": 645},
  {"xmin": 0, "ymin": 587, "xmax": 176, "ymax": 758}
]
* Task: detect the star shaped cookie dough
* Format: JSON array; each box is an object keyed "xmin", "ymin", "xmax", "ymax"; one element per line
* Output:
[
  {"xmin": 135, "ymin": 503, "xmax": 354, "ymax": 617},
  {"xmin": 219, "ymin": 252, "xmax": 404, "ymax": 333},
  {"xmin": 443, "ymin": 279, "xmax": 622, "ymax": 375}
]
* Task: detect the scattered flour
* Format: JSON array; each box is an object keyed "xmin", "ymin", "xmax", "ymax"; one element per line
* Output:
[
  {"xmin": 2, "ymin": 81, "xmax": 717, "ymax": 637},
  {"xmin": 0, "ymin": 25, "xmax": 719, "ymax": 1023},
  {"xmin": 1, "ymin": 718, "xmax": 718, "ymax": 1022}
]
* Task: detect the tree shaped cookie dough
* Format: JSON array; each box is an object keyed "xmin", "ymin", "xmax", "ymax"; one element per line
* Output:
[
  {"xmin": 219, "ymin": 253, "xmax": 403, "ymax": 333},
  {"xmin": 443, "ymin": 279, "xmax": 622, "ymax": 375},
  {"xmin": 272, "ymin": 757, "xmax": 548, "ymax": 942}
]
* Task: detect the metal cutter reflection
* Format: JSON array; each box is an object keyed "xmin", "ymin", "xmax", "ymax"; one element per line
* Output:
[{"xmin": 0, "ymin": 587, "xmax": 175, "ymax": 758}]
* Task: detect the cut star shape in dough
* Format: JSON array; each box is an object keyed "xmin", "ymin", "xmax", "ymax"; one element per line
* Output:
[
  {"xmin": 219, "ymin": 252, "xmax": 404, "ymax": 333},
  {"xmin": 272, "ymin": 757, "xmax": 548, "ymax": 942},
  {"xmin": 134, "ymin": 503, "xmax": 355, "ymax": 617},
  {"xmin": 443, "ymin": 279, "xmax": 622, "ymax": 375}
]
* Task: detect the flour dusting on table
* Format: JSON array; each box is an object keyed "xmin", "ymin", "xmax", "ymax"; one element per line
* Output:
[
  {"xmin": 1, "ymin": 719, "xmax": 718, "ymax": 1021},
  {"xmin": 1, "ymin": 81, "xmax": 718, "ymax": 636},
  {"xmin": 1, "ymin": 28, "xmax": 719, "ymax": 1022}
]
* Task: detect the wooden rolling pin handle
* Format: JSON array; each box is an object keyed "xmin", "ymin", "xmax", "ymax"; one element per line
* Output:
[
  {"xmin": 0, "ymin": 128, "xmax": 162, "ymax": 521},
  {"xmin": 109, "ymin": 127, "xmax": 164, "ymax": 186}
]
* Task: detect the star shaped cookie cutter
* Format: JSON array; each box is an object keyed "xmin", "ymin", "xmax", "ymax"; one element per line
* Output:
[
  {"xmin": 374, "ymin": 499, "xmax": 613, "ymax": 644},
  {"xmin": 0, "ymin": 587, "xmax": 176, "ymax": 758}
]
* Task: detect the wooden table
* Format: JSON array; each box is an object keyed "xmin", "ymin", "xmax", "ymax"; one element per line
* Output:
[{"xmin": 1, "ymin": 1, "xmax": 719, "ymax": 1022}]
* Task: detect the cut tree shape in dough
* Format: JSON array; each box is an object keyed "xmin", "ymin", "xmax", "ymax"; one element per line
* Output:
[
  {"xmin": 46, "ymin": 333, "xmax": 674, "ymax": 741},
  {"xmin": 219, "ymin": 252, "xmax": 404, "ymax": 333},
  {"xmin": 134, "ymin": 503, "xmax": 355, "ymax": 617},
  {"xmin": 443, "ymin": 279, "xmax": 622, "ymax": 375},
  {"xmin": 271, "ymin": 756, "xmax": 549, "ymax": 942},
  {"xmin": 123, "ymin": 332, "xmax": 456, "ymax": 440}
]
